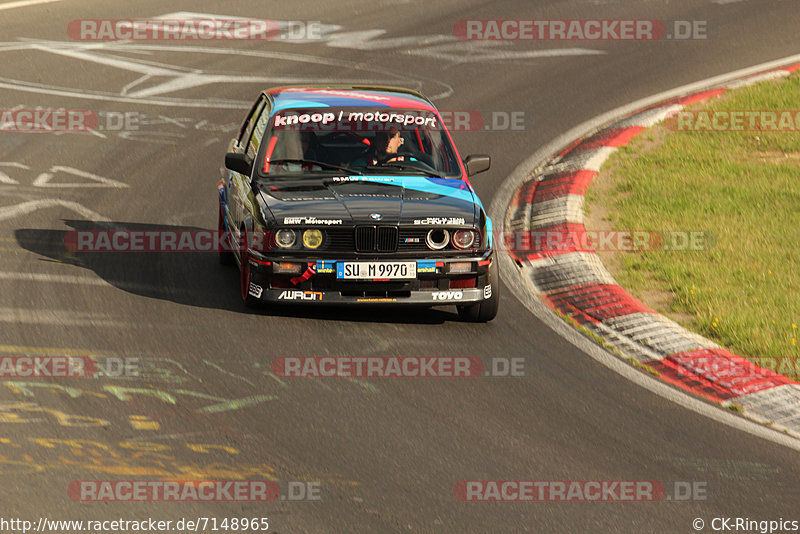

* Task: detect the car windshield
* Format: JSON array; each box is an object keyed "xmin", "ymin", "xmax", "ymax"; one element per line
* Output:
[{"xmin": 257, "ymin": 107, "xmax": 462, "ymax": 178}]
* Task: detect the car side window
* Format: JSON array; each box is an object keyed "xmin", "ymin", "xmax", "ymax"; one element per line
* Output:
[
  {"xmin": 246, "ymin": 104, "xmax": 270, "ymax": 162},
  {"xmin": 238, "ymin": 95, "xmax": 267, "ymax": 151}
]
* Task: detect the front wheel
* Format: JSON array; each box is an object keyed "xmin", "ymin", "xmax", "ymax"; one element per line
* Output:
[{"xmin": 457, "ymin": 259, "xmax": 499, "ymax": 322}]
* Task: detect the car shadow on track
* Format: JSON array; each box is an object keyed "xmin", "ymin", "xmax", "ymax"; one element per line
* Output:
[{"xmin": 15, "ymin": 220, "xmax": 456, "ymax": 324}]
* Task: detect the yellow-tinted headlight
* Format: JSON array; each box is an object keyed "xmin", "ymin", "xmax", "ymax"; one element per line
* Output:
[{"xmin": 302, "ymin": 229, "xmax": 323, "ymax": 249}]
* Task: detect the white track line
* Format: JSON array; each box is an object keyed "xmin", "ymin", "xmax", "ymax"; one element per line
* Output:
[
  {"xmin": 0, "ymin": 200, "xmax": 109, "ymax": 222},
  {"xmin": 489, "ymin": 53, "xmax": 800, "ymax": 452},
  {"xmin": 0, "ymin": 0, "xmax": 63, "ymax": 11}
]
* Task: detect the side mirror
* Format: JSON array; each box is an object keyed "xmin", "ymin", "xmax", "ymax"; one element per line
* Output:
[
  {"xmin": 225, "ymin": 152, "xmax": 253, "ymax": 176},
  {"xmin": 464, "ymin": 154, "xmax": 491, "ymax": 177}
]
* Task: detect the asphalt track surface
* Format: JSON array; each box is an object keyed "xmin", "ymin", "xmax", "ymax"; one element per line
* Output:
[{"xmin": 0, "ymin": 1, "xmax": 799, "ymax": 532}]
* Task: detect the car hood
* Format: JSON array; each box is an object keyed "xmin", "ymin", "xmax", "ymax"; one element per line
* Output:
[{"xmin": 256, "ymin": 175, "xmax": 479, "ymax": 227}]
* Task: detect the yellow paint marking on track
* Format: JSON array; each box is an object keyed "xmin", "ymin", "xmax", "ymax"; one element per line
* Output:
[
  {"xmin": 186, "ymin": 443, "xmax": 239, "ymax": 455},
  {"xmin": 3, "ymin": 382, "xmax": 107, "ymax": 399},
  {"xmin": 0, "ymin": 403, "xmax": 110, "ymax": 427},
  {"xmin": 128, "ymin": 415, "xmax": 160, "ymax": 431}
]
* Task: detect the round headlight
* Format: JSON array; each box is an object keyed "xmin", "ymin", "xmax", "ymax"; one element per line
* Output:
[
  {"xmin": 452, "ymin": 230, "xmax": 476, "ymax": 249},
  {"xmin": 302, "ymin": 229, "xmax": 324, "ymax": 249},
  {"xmin": 425, "ymin": 229, "xmax": 450, "ymax": 250},
  {"xmin": 275, "ymin": 229, "xmax": 296, "ymax": 248}
]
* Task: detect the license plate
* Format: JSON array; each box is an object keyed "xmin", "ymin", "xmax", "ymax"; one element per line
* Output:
[{"xmin": 337, "ymin": 261, "xmax": 416, "ymax": 280}]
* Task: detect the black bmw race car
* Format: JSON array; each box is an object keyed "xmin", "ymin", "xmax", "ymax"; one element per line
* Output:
[{"xmin": 218, "ymin": 85, "xmax": 499, "ymax": 322}]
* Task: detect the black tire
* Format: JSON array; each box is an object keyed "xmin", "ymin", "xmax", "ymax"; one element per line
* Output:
[
  {"xmin": 218, "ymin": 206, "xmax": 235, "ymax": 266},
  {"xmin": 239, "ymin": 230, "xmax": 260, "ymax": 308},
  {"xmin": 457, "ymin": 259, "xmax": 500, "ymax": 322}
]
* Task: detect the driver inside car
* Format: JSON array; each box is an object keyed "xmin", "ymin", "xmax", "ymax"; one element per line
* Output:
[{"xmin": 368, "ymin": 127, "xmax": 406, "ymax": 165}]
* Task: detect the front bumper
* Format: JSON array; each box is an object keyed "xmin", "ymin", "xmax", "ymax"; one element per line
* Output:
[{"xmin": 244, "ymin": 254, "xmax": 495, "ymax": 306}]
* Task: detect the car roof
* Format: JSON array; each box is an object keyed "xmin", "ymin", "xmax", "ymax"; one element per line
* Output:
[{"xmin": 264, "ymin": 85, "xmax": 437, "ymax": 113}]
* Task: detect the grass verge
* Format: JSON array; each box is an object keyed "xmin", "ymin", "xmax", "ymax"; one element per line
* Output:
[{"xmin": 587, "ymin": 73, "xmax": 800, "ymax": 377}]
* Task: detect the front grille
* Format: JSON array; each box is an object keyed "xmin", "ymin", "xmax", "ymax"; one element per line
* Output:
[
  {"xmin": 377, "ymin": 226, "xmax": 398, "ymax": 252},
  {"xmin": 354, "ymin": 226, "xmax": 398, "ymax": 253},
  {"xmin": 355, "ymin": 226, "xmax": 376, "ymax": 252}
]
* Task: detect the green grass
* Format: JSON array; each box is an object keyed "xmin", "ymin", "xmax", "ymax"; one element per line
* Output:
[{"xmin": 590, "ymin": 74, "xmax": 800, "ymax": 369}]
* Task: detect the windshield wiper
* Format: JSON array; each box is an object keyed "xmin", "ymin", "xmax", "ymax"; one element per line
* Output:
[
  {"xmin": 365, "ymin": 163, "xmax": 447, "ymax": 179},
  {"xmin": 269, "ymin": 159, "xmax": 363, "ymax": 175}
]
